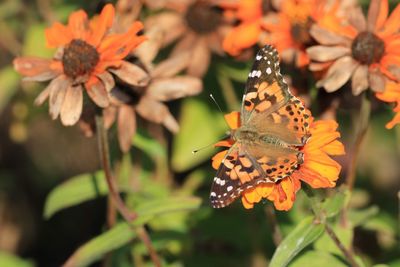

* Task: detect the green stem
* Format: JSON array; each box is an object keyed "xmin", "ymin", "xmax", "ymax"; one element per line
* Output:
[
  {"xmin": 264, "ymin": 205, "xmax": 282, "ymax": 246},
  {"xmin": 303, "ymin": 186, "xmax": 359, "ymax": 267},
  {"xmin": 346, "ymin": 92, "xmax": 371, "ymax": 191},
  {"xmin": 95, "ymin": 115, "xmax": 161, "ymax": 267},
  {"xmin": 217, "ymin": 67, "xmax": 240, "ymax": 111}
]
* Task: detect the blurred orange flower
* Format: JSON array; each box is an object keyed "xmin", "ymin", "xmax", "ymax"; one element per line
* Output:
[
  {"xmin": 376, "ymin": 81, "xmax": 400, "ymax": 129},
  {"xmin": 212, "ymin": 111, "xmax": 345, "ymax": 211},
  {"xmin": 307, "ymin": 0, "xmax": 400, "ymax": 94},
  {"xmin": 262, "ymin": 0, "xmax": 353, "ymax": 68},
  {"xmin": 13, "ymin": 4, "xmax": 146, "ymax": 125},
  {"xmin": 221, "ymin": 0, "xmax": 272, "ymax": 56}
]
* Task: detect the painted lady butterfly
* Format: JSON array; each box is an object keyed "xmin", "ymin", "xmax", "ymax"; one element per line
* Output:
[{"xmin": 210, "ymin": 45, "xmax": 311, "ymax": 208}]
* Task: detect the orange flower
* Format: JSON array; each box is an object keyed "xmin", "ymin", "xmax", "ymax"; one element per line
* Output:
[
  {"xmin": 307, "ymin": 0, "xmax": 400, "ymax": 94},
  {"xmin": 221, "ymin": 0, "xmax": 271, "ymax": 56},
  {"xmin": 212, "ymin": 112, "xmax": 345, "ymax": 211},
  {"xmin": 262, "ymin": 0, "xmax": 354, "ymax": 68},
  {"xmin": 376, "ymin": 81, "xmax": 400, "ymax": 129},
  {"xmin": 13, "ymin": 4, "xmax": 146, "ymax": 125}
]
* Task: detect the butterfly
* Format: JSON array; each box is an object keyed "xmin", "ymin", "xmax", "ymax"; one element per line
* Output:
[{"xmin": 210, "ymin": 45, "xmax": 311, "ymax": 208}]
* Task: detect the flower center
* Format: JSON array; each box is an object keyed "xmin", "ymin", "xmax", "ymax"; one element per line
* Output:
[
  {"xmin": 290, "ymin": 18, "xmax": 313, "ymax": 46},
  {"xmin": 262, "ymin": 0, "xmax": 273, "ymax": 15},
  {"xmin": 62, "ymin": 39, "xmax": 100, "ymax": 78},
  {"xmin": 351, "ymin": 31, "xmax": 385, "ymax": 65},
  {"xmin": 185, "ymin": 2, "xmax": 222, "ymax": 34}
]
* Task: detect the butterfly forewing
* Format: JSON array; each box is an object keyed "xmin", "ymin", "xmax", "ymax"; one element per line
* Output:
[{"xmin": 241, "ymin": 45, "xmax": 291, "ymax": 124}]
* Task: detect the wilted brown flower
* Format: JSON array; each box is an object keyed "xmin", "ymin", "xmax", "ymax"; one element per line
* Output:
[
  {"xmin": 80, "ymin": 30, "xmax": 203, "ymax": 152},
  {"xmin": 13, "ymin": 4, "xmax": 147, "ymax": 125},
  {"xmin": 144, "ymin": 0, "xmax": 231, "ymax": 77},
  {"xmin": 307, "ymin": 0, "xmax": 400, "ymax": 95}
]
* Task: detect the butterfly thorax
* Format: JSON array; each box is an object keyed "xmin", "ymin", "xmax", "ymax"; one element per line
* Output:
[{"xmin": 232, "ymin": 126, "xmax": 289, "ymax": 148}]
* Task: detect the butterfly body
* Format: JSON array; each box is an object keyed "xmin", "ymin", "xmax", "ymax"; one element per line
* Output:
[{"xmin": 210, "ymin": 45, "xmax": 311, "ymax": 209}]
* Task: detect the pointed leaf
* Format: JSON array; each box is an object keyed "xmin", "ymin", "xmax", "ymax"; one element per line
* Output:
[
  {"xmin": 270, "ymin": 216, "xmax": 325, "ymax": 267},
  {"xmin": 63, "ymin": 196, "xmax": 201, "ymax": 267},
  {"xmin": 44, "ymin": 171, "xmax": 131, "ymax": 218}
]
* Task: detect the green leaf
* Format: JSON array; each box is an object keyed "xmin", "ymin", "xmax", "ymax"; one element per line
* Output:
[
  {"xmin": 321, "ymin": 187, "xmax": 350, "ymax": 218},
  {"xmin": 171, "ymin": 98, "xmax": 226, "ymax": 172},
  {"xmin": 133, "ymin": 128, "xmax": 166, "ymax": 158},
  {"xmin": 270, "ymin": 216, "xmax": 325, "ymax": 267},
  {"xmin": 63, "ymin": 222, "xmax": 136, "ymax": 267},
  {"xmin": 0, "ymin": 67, "xmax": 19, "ymax": 113},
  {"xmin": 314, "ymin": 223, "xmax": 353, "ymax": 256},
  {"xmin": 44, "ymin": 171, "xmax": 131, "ymax": 218},
  {"xmin": 289, "ymin": 250, "xmax": 347, "ymax": 267},
  {"xmin": 0, "ymin": 251, "xmax": 34, "ymax": 267},
  {"xmin": 63, "ymin": 196, "xmax": 201, "ymax": 267},
  {"xmin": 348, "ymin": 206, "xmax": 379, "ymax": 227}
]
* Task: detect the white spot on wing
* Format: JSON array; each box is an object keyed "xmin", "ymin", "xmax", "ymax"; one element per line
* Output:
[
  {"xmin": 227, "ymin": 186, "xmax": 233, "ymax": 192},
  {"xmin": 266, "ymin": 67, "xmax": 272, "ymax": 74}
]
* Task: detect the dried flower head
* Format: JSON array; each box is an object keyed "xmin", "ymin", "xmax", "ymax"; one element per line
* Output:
[
  {"xmin": 13, "ymin": 4, "xmax": 146, "ymax": 125},
  {"xmin": 307, "ymin": 0, "xmax": 400, "ymax": 95},
  {"xmin": 144, "ymin": 0, "xmax": 231, "ymax": 77},
  {"xmin": 212, "ymin": 111, "xmax": 345, "ymax": 210}
]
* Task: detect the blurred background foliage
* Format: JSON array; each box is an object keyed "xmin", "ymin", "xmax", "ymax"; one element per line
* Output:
[{"xmin": 0, "ymin": 0, "xmax": 399, "ymax": 266}]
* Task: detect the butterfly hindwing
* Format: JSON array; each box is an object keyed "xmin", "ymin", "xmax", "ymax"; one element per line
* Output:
[{"xmin": 210, "ymin": 144, "xmax": 273, "ymax": 208}]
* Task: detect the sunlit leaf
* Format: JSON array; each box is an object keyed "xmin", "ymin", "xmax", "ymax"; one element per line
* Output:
[
  {"xmin": 63, "ymin": 196, "xmax": 201, "ymax": 267},
  {"xmin": 270, "ymin": 216, "xmax": 325, "ymax": 267},
  {"xmin": 321, "ymin": 187, "xmax": 350, "ymax": 218},
  {"xmin": 44, "ymin": 171, "xmax": 131, "ymax": 218},
  {"xmin": 171, "ymin": 98, "xmax": 226, "ymax": 172},
  {"xmin": 289, "ymin": 250, "xmax": 347, "ymax": 267},
  {"xmin": 0, "ymin": 251, "xmax": 34, "ymax": 267}
]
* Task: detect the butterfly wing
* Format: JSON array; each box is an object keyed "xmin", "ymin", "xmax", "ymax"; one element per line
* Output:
[
  {"xmin": 241, "ymin": 45, "xmax": 311, "ymax": 146},
  {"xmin": 210, "ymin": 143, "xmax": 272, "ymax": 208}
]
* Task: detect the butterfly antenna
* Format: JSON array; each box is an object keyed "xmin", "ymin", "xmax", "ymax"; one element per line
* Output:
[
  {"xmin": 209, "ymin": 94, "xmax": 223, "ymax": 113},
  {"xmin": 209, "ymin": 93, "xmax": 232, "ymax": 129},
  {"xmin": 192, "ymin": 133, "xmax": 230, "ymax": 154}
]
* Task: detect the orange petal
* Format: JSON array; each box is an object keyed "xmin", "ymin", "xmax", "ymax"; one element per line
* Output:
[
  {"xmin": 45, "ymin": 22, "xmax": 73, "ymax": 47},
  {"xmin": 224, "ymin": 111, "xmax": 241, "ymax": 129},
  {"xmin": 295, "ymin": 167, "xmax": 337, "ymax": 188},
  {"xmin": 211, "ymin": 150, "xmax": 228, "ymax": 170},
  {"xmin": 375, "ymin": 0, "xmax": 388, "ymax": 31},
  {"xmin": 268, "ymin": 178, "xmax": 295, "ymax": 211},
  {"xmin": 98, "ymin": 21, "xmax": 145, "ymax": 59},
  {"xmin": 380, "ymin": 3, "xmax": 400, "ymax": 37},
  {"xmin": 223, "ymin": 21, "xmax": 261, "ymax": 56},
  {"xmin": 241, "ymin": 196, "xmax": 255, "ymax": 209},
  {"xmin": 385, "ymin": 104, "xmax": 400, "ymax": 129},
  {"xmin": 214, "ymin": 139, "xmax": 234, "ymax": 148},
  {"xmin": 255, "ymin": 183, "xmax": 274, "ymax": 198},
  {"xmin": 321, "ymin": 140, "xmax": 345, "ymax": 156},
  {"xmin": 243, "ymin": 187, "xmax": 262, "ymax": 204},
  {"xmin": 88, "ymin": 4, "xmax": 115, "ymax": 47},
  {"xmin": 68, "ymin": 10, "xmax": 90, "ymax": 40}
]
